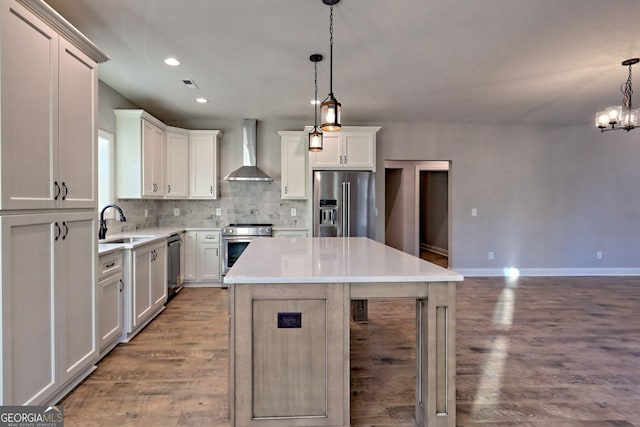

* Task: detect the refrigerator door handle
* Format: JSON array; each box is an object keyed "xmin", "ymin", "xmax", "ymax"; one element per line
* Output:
[
  {"xmin": 341, "ymin": 181, "xmax": 348, "ymax": 237},
  {"xmin": 345, "ymin": 181, "xmax": 351, "ymax": 237}
]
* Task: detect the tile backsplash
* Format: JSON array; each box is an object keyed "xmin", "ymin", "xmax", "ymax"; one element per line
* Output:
[{"xmin": 109, "ymin": 181, "xmax": 309, "ymax": 233}]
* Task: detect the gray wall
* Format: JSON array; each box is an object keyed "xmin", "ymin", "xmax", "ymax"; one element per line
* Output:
[
  {"xmin": 375, "ymin": 122, "xmax": 640, "ymax": 270},
  {"xmin": 100, "ymin": 80, "xmax": 640, "ymax": 271}
]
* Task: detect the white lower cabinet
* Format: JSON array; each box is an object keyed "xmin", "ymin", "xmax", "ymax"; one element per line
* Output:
[
  {"xmin": 183, "ymin": 230, "xmax": 222, "ymax": 285},
  {"xmin": 97, "ymin": 251, "xmax": 123, "ymax": 358},
  {"xmin": 122, "ymin": 240, "xmax": 167, "ymax": 341},
  {"xmin": 0, "ymin": 211, "xmax": 97, "ymax": 405}
]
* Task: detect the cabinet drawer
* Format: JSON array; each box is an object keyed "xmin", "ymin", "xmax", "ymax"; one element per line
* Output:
[
  {"xmin": 98, "ymin": 252, "xmax": 123, "ymax": 279},
  {"xmin": 198, "ymin": 232, "xmax": 220, "ymax": 243}
]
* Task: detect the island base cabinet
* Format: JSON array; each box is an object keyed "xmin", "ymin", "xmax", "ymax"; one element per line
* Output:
[{"xmin": 230, "ymin": 283, "xmax": 349, "ymax": 427}]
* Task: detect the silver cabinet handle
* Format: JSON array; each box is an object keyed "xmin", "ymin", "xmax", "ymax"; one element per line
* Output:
[
  {"xmin": 62, "ymin": 221, "xmax": 69, "ymax": 240},
  {"xmin": 210, "ymin": 185, "xmax": 213, "ymax": 194},
  {"xmin": 168, "ymin": 184, "xmax": 171, "ymax": 193},
  {"xmin": 119, "ymin": 279, "xmax": 124, "ymax": 292},
  {"xmin": 54, "ymin": 222, "xmax": 61, "ymax": 241},
  {"xmin": 61, "ymin": 182, "xmax": 68, "ymax": 200}
]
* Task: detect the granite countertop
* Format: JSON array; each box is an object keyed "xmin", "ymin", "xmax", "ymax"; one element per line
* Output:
[{"xmin": 224, "ymin": 237, "xmax": 464, "ymax": 284}]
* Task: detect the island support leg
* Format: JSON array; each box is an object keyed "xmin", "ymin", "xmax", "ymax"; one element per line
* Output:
[{"xmin": 415, "ymin": 281, "xmax": 456, "ymax": 427}]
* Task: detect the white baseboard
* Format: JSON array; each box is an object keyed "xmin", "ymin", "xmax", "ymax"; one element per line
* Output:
[
  {"xmin": 420, "ymin": 243, "xmax": 448, "ymax": 256},
  {"xmin": 454, "ymin": 267, "xmax": 640, "ymax": 277}
]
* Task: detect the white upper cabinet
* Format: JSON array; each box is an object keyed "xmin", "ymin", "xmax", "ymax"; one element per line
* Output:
[
  {"xmin": 309, "ymin": 126, "xmax": 380, "ymax": 171},
  {"xmin": 165, "ymin": 128, "xmax": 190, "ymax": 198},
  {"xmin": 278, "ymin": 131, "xmax": 308, "ymax": 199},
  {"xmin": 114, "ymin": 110, "xmax": 166, "ymax": 199},
  {"xmin": 189, "ymin": 130, "xmax": 221, "ymax": 199},
  {"xmin": 0, "ymin": 1, "xmax": 98, "ymax": 210},
  {"xmin": 142, "ymin": 120, "xmax": 165, "ymax": 197}
]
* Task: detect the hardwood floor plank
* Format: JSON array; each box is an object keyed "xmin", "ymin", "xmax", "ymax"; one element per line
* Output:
[{"xmin": 60, "ymin": 277, "xmax": 640, "ymax": 426}]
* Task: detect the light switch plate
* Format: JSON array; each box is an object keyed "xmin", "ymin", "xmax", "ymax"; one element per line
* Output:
[
  {"xmin": 291, "ymin": 208, "xmax": 297, "ymax": 217},
  {"xmin": 173, "ymin": 208, "xmax": 180, "ymax": 216},
  {"xmin": 215, "ymin": 208, "xmax": 222, "ymax": 216}
]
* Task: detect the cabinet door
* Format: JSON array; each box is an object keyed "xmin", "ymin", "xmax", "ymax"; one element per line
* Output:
[
  {"xmin": 198, "ymin": 243, "xmax": 221, "ymax": 281},
  {"xmin": 190, "ymin": 132, "xmax": 218, "ymax": 198},
  {"xmin": 0, "ymin": 2, "xmax": 58, "ymax": 210},
  {"xmin": 184, "ymin": 231, "xmax": 197, "ymax": 281},
  {"xmin": 165, "ymin": 132, "xmax": 189, "ymax": 198},
  {"xmin": 343, "ymin": 132, "xmax": 375, "ymax": 169},
  {"xmin": 132, "ymin": 247, "xmax": 152, "ymax": 327},
  {"xmin": 281, "ymin": 133, "xmax": 307, "ymax": 199},
  {"xmin": 152, "ymin": 126, "xmax": 165, "ymax": 196},
  {"xmin": 309, "ymin": 133, "xmax": 341, "ymax": 169},
  {"xmin": 0, "ymin": 213, "xmax": 58, "ymax": 405},
  {"xmin": 60, "ymin": 212, "xmax": 97, "ymax": 381},
  {"xmin": 142, "ymin": 120, "xmax": 164, "ymax": 197},
  {"xmin": 151, "ymin": 244, "xmax": 167, "ymax": 306},
  {"xmin": 98, "ymin": 274, "xmax": 123, "ymax": 350},
  {"xmin": 58, "ymin": 38, "xmax": 98, "ymax": 208}
]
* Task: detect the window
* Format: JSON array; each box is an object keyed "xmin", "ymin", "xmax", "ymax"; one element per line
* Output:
[{"xmin": 98, "ymin": 129, "xmax": 115, "ymax": 217}]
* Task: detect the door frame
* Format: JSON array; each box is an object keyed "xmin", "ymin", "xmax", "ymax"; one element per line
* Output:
[{"xmin": 414, "ymin": 161, "xmax": 451, "ymax": 265}]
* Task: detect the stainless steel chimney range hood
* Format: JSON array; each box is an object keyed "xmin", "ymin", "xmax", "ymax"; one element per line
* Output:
[{"xmin": 224, "ymin": 119, "xmax": 273, "ymax": 182}]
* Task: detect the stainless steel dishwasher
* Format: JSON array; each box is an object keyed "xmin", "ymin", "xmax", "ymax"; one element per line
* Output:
[{"xmin": 167, "ymin": 233, "xmax": 182, "ymax": 299}]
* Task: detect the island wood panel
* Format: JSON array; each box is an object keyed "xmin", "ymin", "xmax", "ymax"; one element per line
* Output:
[
  {"xmin": 232, "ymin": 283, "xmax": 349, "ymax": 427},
  {"xmin": 415, "ymin": 282, "xmax": 456, "ymax": 427},
  {"xmin": 252, "ymin": 299, "xmax": 327, "ymax": 417}
]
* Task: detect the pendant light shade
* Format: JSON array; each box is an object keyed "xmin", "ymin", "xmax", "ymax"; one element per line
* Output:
[
  {"xmin": 320, "ymin": 0, "xmax": 342, "ymax": 132},
  {"xmin": 321, "ymin": 95, "xmax": 341, "ymax": 131},
  {"xmin": 309, "ymin": 128, "xmax": 323, "ymax": 151},
  {"xmin": 309, "ymin": 53, "xmax": 324, "ymax": 152}
]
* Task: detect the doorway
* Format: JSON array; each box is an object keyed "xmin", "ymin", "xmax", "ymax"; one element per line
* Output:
[
  {"xmin": 384, "ymin": 160, "xmax": 451, "ymax": 267},
  {"xmin": 418, "ymin": 170, "xmax": 449, "ymax": 268}
]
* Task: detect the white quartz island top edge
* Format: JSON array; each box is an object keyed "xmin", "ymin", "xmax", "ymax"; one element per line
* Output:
[{"xmin": 224, "ymin": 237, "xmax": 464, "ymax": 284}]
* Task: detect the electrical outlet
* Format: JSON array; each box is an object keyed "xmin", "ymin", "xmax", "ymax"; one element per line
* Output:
[
  {"xmin": 488, "ymin": 251, "xmax": 494, "ymax": 260},
  {"xmin": 215, "ymin": 208, "xmax": 222, "ymax": 216},
  {"xmin": 144, "ymin": 209, "xmax": 148, "ymax": 218},
  {"xmin": 472, "ymin": 208, "xmax": 477, "ymax": 217},
  {"xmin": 596, "ymin": 251, "xmax": 603, "ymax": 260},
  {"xmin": 291, "ymin": 208, "xmax": 297, "ymax": 217},
  {"xmin": 173, "ymin": 208, "xmax": 180, "ymax": 216}
]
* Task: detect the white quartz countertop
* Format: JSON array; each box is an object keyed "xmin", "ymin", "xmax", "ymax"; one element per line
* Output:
[{"xmin": 224, "ymin": 237, "xmax": 464, "ymax": 284}]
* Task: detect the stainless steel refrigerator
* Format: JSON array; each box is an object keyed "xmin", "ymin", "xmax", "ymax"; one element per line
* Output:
[{"xmin": 313, "ymin": 170, "xmax": 375, "ymax": 238}]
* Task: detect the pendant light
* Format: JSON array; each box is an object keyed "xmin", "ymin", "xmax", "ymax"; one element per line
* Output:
[
  {"xmin": 320, "ymin": 0, "xmax": 342, "ymax": 131},
  {"xmin": 309, "ymin": 54, "xmax": 324, "ymax": 151}
]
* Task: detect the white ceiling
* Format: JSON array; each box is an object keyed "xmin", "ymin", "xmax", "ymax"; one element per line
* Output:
[{"xmin": 45, "ymin": 0, "xmax": 640, "ymax": 128}]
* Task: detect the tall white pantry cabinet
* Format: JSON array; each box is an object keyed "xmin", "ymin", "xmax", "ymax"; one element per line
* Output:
[{"xmin": 0, "ymin": 0, "xmax": 108, "ymax": 405}]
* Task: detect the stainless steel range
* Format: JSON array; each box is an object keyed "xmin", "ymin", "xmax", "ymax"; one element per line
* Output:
[{"xmin": 222, "ymin": 223, "xmax": 273, "ymax": 275}]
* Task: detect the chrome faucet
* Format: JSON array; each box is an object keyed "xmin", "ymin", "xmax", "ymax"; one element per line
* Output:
[{"xmin": 99, "ymin": 204, "xmax": 127, "ymax": 240}]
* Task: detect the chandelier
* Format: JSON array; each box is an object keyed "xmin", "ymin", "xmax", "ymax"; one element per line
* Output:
[
  {"xmin": 309, "ymin": 54, "xmax": 323, "ymax": 152},
  {"xmin": 595, "ymin": 58, "xmax": 639, "ymax": 132},
  {"xmin": 320, "ymin": 0, "xmax": 342, "ymax": 131}
]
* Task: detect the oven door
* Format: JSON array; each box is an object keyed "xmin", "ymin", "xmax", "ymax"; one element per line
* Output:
[{"xmin": 222, "ymin": 237, "xmax": 253, "ymax": 275}]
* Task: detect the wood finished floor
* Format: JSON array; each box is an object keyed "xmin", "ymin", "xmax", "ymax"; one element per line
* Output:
[{"xmin": 60, "ymin": 277, "xmax": 640, "ymax": 426}]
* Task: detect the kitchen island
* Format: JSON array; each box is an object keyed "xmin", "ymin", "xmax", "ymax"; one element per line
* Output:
[{"xmin": 224, "ymin": 237, "xmax": 463, "ymax": 427}]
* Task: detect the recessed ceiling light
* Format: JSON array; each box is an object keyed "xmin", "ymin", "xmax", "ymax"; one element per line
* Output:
[
  {"xmin": 164, "ymin": 57, "xmax": 180, "ymax": 66},
  {"xmin": 196, "ymin": 97, "xmax": 208, "ymax": 104}
]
